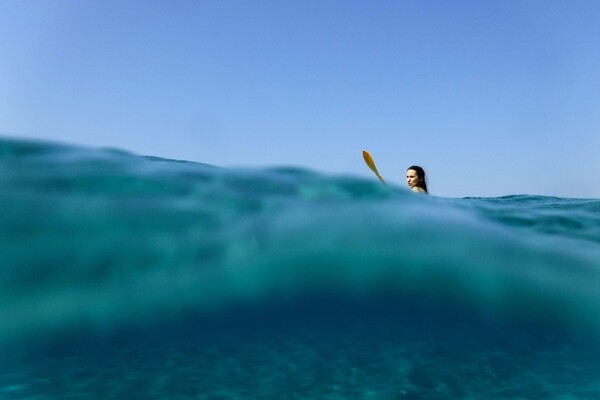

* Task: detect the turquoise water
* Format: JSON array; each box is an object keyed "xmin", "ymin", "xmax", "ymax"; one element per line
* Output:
[{"xmin": 1, "ymin": 137, "xmax": 600, "ymax": 399}]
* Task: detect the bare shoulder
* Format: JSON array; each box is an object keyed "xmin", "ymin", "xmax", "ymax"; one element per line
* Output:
[{"xmin": 412, "ymin": 187, "xmax": 427, "ymax": 193}]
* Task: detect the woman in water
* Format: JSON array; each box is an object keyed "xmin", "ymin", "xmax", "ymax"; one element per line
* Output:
[{"xmin": 406, "ymin": 166, "xmax": 428, "ymax": 193}]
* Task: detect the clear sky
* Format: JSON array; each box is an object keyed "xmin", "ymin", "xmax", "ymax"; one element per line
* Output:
[{"xmin": 1, "ymin": 0, "xmax": 599, "ymax": 198}]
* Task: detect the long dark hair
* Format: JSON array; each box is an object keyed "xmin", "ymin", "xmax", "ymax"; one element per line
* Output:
[{"xmin": 407, "ymin": 165, "xmax": 428, "ymax": 193}]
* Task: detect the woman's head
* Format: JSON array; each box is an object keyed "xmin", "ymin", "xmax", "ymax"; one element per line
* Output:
[{"xmin": 406, "ymin": 166, "xmax": 428, "ymax": 193}]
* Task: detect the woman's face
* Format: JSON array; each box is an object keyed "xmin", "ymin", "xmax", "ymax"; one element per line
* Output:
[{"xmin": 406, "ymin": 169, "xmax": 420, "ymax": 189}]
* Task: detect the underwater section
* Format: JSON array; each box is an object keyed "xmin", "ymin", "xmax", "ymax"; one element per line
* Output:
[{"xmin": 2, "ymin": 137, "xmax": 600, "ymax": 398}]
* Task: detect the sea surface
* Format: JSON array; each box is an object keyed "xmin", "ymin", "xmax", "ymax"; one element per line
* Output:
[{"xmin": 1, "ymin": 137, "xmax": 600, "ymax": 399}]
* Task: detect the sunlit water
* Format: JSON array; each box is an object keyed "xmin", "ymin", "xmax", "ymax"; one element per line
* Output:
[{"xmin": 1, "ymin": 138, "xmax": 600, "ymax": 399}]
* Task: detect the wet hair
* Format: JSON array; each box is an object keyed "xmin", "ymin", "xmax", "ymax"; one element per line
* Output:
[{"xmin": 407, "ymin": 165, "xmax": 428, "ymax": 193}]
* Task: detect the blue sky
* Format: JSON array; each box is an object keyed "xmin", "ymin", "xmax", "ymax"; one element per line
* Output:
[{"xmin": 1, "ymin": 0, "xmax": 599, "ymax": 198}]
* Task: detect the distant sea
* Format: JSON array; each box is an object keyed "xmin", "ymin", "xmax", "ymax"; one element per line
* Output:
[{"xmin": 2, "ymin": 137, "xmax": 600, "ymax": 399}]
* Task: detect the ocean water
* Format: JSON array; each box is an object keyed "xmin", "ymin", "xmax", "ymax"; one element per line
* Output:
[{"xmin": 1, "ymin": 137, "xmax": 600, "ymax": 399}]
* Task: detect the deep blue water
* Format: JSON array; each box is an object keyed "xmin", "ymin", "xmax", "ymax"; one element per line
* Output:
[{"xmin": 1, "ymin": 137, "xmax": 600, "ymax": 399}]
